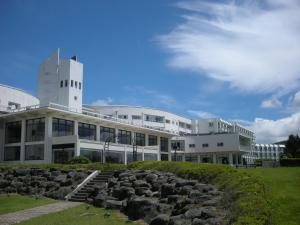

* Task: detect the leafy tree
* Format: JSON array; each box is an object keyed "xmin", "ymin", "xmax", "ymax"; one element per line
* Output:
[{"xmin": 285, "ymin": 134, "xmax": 300, "ymax": 158}]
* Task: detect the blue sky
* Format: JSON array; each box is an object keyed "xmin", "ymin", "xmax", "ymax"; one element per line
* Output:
[{"xmin": 1, "ymin": 0, "xmax": 300, "ymax": 143}]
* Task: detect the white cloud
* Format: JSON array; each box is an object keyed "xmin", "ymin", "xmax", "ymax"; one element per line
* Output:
[
  {"xmin": 261, "ymin": 98, "xmax": 282, "ymax": 108},
  {"xmin": 158, "ymin": 0, "xmax": 300, "ymax": 95},
  {"xmin": 251, "ymin": 112, "xmax": 300, "ymax": 143},
  {"xmin": 92, "ymin": 97, "xmax": 113, "ymax": 106},
  {"xmin": 291, "ymin": 91, "xmax": 300, "ymax": 107},
  {"xmin": 187, "ymin": 110, "xmax": 216, "ymax": 119}
]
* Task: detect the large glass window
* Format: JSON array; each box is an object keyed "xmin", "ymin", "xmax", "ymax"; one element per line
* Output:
[
  {"xmin": 145, "ymin": 115, "xmax": 164, "ymax": 123},
  {"xmin": 80, "ymin": 148, "xmax": 102, "ymax": 162},
  {"xmin": 144, "ymin": 153, "xmax": 157, "ymax": 161},
  {"xmin": 4, "ymin": 146, "xmax": 20, "ymax": 161},
  {"xmin": 160, "ymin": 137, "xmax": 169, "ymax": 152},
  {"xmin": 26, "ymin": 118, "xmax": 45, "ymax": 142},
  {"xmin": 161, "ymin": 153, "xmax": 169, "ymax": 161},
  {"xmin": 52, "ymin": 118, "xmax": 74, "ymax": 137},
  {"xmin": 118, "ymin": 129, "xmax": 131, "ymax": 145},
  {"xmin": 148, "ymin": 135, "xmax": 157, "ymax": 146},
  {"xmin": 78, "ymin": 122, "xmax": 96, "ymax": 140},
  {"xmin": 5, "ymin": 121, "xmax": 22, "ymax": 144},
  {"xmin": 126, "ymin": 152, "xmax": 143, "ymax": 163},
  {"xmin": 135, "ymin": 133, "xmax": 145, "ymax": 146},
  {"xmin": 100, "ymin": 126, "xmax": 115, "ymax": 142},
  {"xmin": 25, "ymin": 144, "xmax": 44, "ymax": 160},
  {"xmin": 105, "ymin": 151, "xmax": 124, "ymax": 164}
]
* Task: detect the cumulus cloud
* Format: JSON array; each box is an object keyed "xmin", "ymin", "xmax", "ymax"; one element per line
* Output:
[
  {"xmin": 158, "ymin": 0, "xmax": 300, "ymax": 95},
  {"xmin": 188, "ymin": 110, "xmax": 216, "ymax": 119},
  {"xmin": 251, "ymin": 112, "xmax": 300, "ymax": 143},
  {"xmin": 261, "ymin": 98, "xmax": 282, "ymax": 108},
  {"xmin": 92, "ymin": 97, "xmax": 113, "ymax": 106}
]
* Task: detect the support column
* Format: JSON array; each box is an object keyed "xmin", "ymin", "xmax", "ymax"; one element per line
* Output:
[
  {"xmin": 198, "ymin": 154, "xmax": 201, "ymax": 163},
  {"xmin": 20, "ymin": 119, "xmax": 26, "ymax": 162},
  {"xmin": 142, "ymin": 147, "xmax": 145, "ymax": 161},
  {"xmin": 157, "ymin": 136, "xmax": 161, "ymax": 161},
  {"xmin": 213, "ymin": 153, "xmax": 217, "ymax": 164},
  {"xmin": 74, "ymin": 121, "xmax": 80, "ymax": 156},
  {"xmin": 229, "ymin": 153, "xmax": 233, "ymax": 165},
  {"xmin": 145, "ymin": 134, "xmax": 149, "ymax": 146},
  {"xmin": 44, "ymin": 116, "xmax": 53, "ymax": 163},
  {"xmin": 115, "ymin": 128, "xmax": 119, "ymax": 143},
  {"xmin": 96, "ymin": 125, "xmax": 100, "ymax": 142},
  {"xmin": 168, "ymin": 138, "xmax": 172, "ymax": 161},
  {"xmin": 124, "ymin": 146, "xmax": 127, "ymax": 165}
]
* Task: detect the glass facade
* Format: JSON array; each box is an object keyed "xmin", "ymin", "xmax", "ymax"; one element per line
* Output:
[
  {"xmin": 160, "ymin": 137, "xmax": 169, "ymax": 152},
  {"xmin": 144, "ymin": 153, "xmax": 157, "ymax": 161},
  {"xmin": 100, "ymin": 126, "xmax": 115, "ymax": 142},
  {"xmin": 25, "ymin": 144, "xmax": 44, "ymax": 160},
  {"xmin": 78, "ymin": 122, "xmax": 96, "ymax": 140},
  {"xmin": 118, "ymin": 129, "xmax": 131, "ymax": 145},
  {"xmin": 52, "ymin": 118, "xmax": 74, "ymax": 137},
  {"xmin": 126, "ymin": 152, "xmax": 143, "ymax": 163},
  {"xmin": 5, "ymin": 121, "xmax": 22, "ymax": 143},
  {"xmin": 4, "ymin": 146, "xmax": 20, "ymax": 161},
  {"xmin": 105, "ymin": 151, "xmax": 124, "ymax": 164},
  {"xmin": 81, "ymin": 148, "xmax": 102, "ymax": 162},
  {"xmin": 148, "ymin": 135, "xmax": 157, "ymax": 146},
  {"xmin": 160, "ymin": 153, "xmax": 169, "ymax": 161},
  {"xmin": 26, "ymin": 118, "xmax": 45, "ymax": 142},
  {"xmin": 135, "ymin": 133, "xmax": 145, "ymax": 146}
]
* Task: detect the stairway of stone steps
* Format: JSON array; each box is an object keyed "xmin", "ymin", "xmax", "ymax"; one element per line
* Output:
[{"xmin": 68, "ymin": 170, "xmax": 114, "ymax": 202}]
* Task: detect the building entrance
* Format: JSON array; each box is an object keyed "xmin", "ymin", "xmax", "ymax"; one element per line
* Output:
[{"xmin": 52, "ymin": 144, "xmax": 74, "ymax": 163}]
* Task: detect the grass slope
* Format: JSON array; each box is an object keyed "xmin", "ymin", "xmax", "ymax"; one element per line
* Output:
[
  {"xmin": 17, "ymin": 204, "xmax": 143, "ymax": 225},
  {"xmin": 245, "ymin": 167, "xmax": 300, "ymax": 225},
  {"xmin": 0, "ymin": 194, "xmax": 56, "ymax": 215}
]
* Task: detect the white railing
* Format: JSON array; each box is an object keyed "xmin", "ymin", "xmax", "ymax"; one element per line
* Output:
[{"xmin": 65, "ymin": 170, "xmax": 100, "ymax": 201}]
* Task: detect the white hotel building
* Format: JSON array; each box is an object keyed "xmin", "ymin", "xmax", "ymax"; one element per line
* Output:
[{"xmin": 0, "ymin": 49, "xmax": 258, "ymax": 165}]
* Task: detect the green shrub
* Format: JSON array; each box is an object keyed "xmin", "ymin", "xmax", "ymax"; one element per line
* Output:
[
  {"xmin": 255, "ymin": 158, "xmax": 273, "ymax": 163},
  {"xmin": 280, "ymin": 158, "xmax": 300, "ymax": 167},
  {"xmin": 128, "ymin": 161, "xmax": 271, "ymax": 225},
  {"xmin": 69, "ymin": 156, "xmax": 91, "ymax": 164}
]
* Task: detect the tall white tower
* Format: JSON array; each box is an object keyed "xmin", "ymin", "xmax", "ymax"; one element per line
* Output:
[{"xmin": 37, "ymin": 49, "xmax": 83, "ymax": 113}]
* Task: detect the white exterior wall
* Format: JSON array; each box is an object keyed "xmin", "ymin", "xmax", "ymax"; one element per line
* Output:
[
  {"xmin": 38, "ymin": 49, "xmax": 83, "ymax": 113},
  {"xmin": 253, "ymin": 144, "xmax": 285, "ymax": 161},
  {"xmin": 85, "ymin": 105, "xmax": 192, "ymax": 135},
  {"xmin": 0, "ymin": 84, "xmax": 39, "ymax": 112}
]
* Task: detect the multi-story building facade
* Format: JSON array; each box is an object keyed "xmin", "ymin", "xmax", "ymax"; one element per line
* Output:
[
  {"xmin": 0, "ymin": 50, "xmax": 173, "ymax": 164},
  {"xmin": 253, "ymin": 144, "xmax": 285, "ymax": 161},
  {"xmin": 0, "ymin": 49, "xmax": 256, "ymax": 166}
]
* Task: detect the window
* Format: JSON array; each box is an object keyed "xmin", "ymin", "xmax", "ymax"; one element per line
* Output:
[
  {"xmin": 52, "ymin": 118, "xmax": 74, "ymax": 137},
  {"xmin": 148, "ymin": 135, "xmax": 157, "ymax": 146},
  {"xmin": 79, "ymin": 82, "xmax": 81, "ymax": 90},
  {"xmin": 179, "ymin": 122, "xmax": 185, "ymax": 128},
  {"xmin": 26, "ymin": 118, "xmax": 45, "ymax": 142},
  {"xmin": 186, "ymin": 124, "xmax": 191, "ymax": 129},
  {"xmin": 78, "ymin": 122, "xmax": 96, "ymax": 140},
  {"xmin": 5, "ymin": 121, "xmax": 22, "ymax": 143},
  {"xmin": 217, "ymin": 142, "xmax": 224, "ymax": 147},
  {"xmin": 209, "ymin": 122, "xmax": 214, "ymax": 127},
  {"xmin": 161, "ymin": 154, "xmax": 169, "ymax": 161},
  {"xmin": 81, "ymin": 148, "xmax": 102, "ymax": 162},
  {"xmin": 202, "ymin": 143, "xmax": 209, "ymax": 148},
  {"xmin": 74, "ymin": 96, "xmax": 77, "ymax": 100},
  {"xmin": 135, "ymin": 133, "xmax": 145, "ymax": 146},
  {"xmin": 132, "ymin": 115, "xmax": 141, "ymax": 120},
  {"xmin": 105, "ymin": 151, "xmax": 124, "ymax": 164},
  {"xmin": 145, "ymin": 115, "xmax": 164, "ymax": 123},
  {"xmin": 166, "ymin": 119, "xmax": 170, "ymax": 124},
  {"xmin": 4, "ymin": 146, "xmax": 20, "ymax": 161},
  {"xmin": 144, "ymin": 153, "xmax": 157, "ymax": 161},
  {"xmin": 71, "ymin": 80, "xmax": 74, "ymax": 87},
  {"xmin": 127, "ymin": 152, "xmax": 143, "ymax": 163},
  {"xmin": 189, "ymin": 144, "xmax": 195, "ymax": 148},
  {"xmin": 75, "ymin": 81, "xmax": 78, "ymax": 88},
  {"xmin": 118, "ymin": 115, "xmax": 128, "ymax": 119},
  {"xmin": 100, "ymin": 126, "xmax": 115, "ymax": 142},
  {"xmin": 160, "ymin": 137, "xmax": 169, "ymax": 152},
  {"xmin": 65, "ymin": 80, "xmax": 68, "ymax": 87},
  {"xmin": 60, "ymin": 80, "xmax": 63, "ymax": 88},
  {"xmin": 25, "ymin": 144, "xmax": 44, "ymax": 160},
  {"xmin": 118, "ymin": 129, "xmax": 131, "ymax": 145}
]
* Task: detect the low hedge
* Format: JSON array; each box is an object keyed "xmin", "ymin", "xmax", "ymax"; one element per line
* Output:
[
  {"xmin": 0, "ymin": 163, "xmax": 126, "ymax": 171},
  {"xmin": 128, "ymin": 161, "xmax": 271, "ymax": 225},
  {"xmin": 280, "ymin": 158, "xmax": 300, "ymax": 167}
]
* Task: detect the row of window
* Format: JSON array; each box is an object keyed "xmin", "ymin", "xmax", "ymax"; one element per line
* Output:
[
  {"xmin": 188, "ymin": 142, "xmax": 224, "ymax": 148},
  {"xmin": 60, "ymin": 80, "xmax": 82, "ymax": 89},
  {"xmin": 5, "ymin": 118, "xmax": 163, "ymax": 147},
  {"xmin": 4, "ymin": 145, "xmax": 44, "ymax": 161}
]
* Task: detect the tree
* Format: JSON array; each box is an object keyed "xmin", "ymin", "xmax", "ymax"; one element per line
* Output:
[{"xmin": 285, "ymin": 134, "xmax": 300, "ymax": 158}]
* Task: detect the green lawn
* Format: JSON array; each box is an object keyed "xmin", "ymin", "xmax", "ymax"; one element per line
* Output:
[
  {"xmin": 245, "ymin": 167, "xmax": 300, "ymax": 225},
  {"xmin": 17, "ymin": 204, "xmax": 143, "ymax": 225},
  {"xmin": 0, "ymin": 194, "xmax": 57, "ymax": 215}
]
